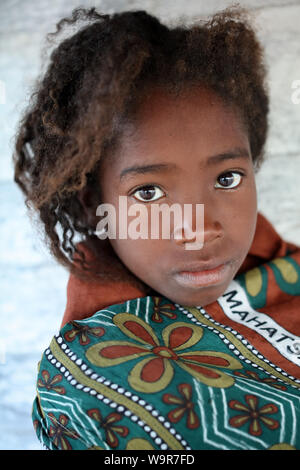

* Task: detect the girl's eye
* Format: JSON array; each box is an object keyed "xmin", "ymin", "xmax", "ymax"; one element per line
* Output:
[
  {"xmin": 215, "ymin": 171, "xmax": 243, "ymax": 189},
  {"xmin": 132, "ymin": 185, "xmax": 165, "ymax": 202}
]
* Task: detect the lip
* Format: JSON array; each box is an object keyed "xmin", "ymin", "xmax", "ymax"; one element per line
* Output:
[
  {"xmin": 173, "ymin": 260, "xmax": 228, "ymax": 273},
  {"xmin": 173, "ymin": 261, "xmax": 231, "ymax": 288}
]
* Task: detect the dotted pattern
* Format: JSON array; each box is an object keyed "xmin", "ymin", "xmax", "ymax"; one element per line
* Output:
[
  {"xmin": 175, "ymin": 303, "xmax": 300, "ymax": 388},
  {"xmin": 44, "ymin": 335, "xmax": 192, "ymax": 451}
]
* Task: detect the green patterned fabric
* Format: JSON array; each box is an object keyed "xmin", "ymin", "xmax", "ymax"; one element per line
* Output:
[{"xmin": 32, "ymin": 293, "xmax": 300, "ymax": 450}]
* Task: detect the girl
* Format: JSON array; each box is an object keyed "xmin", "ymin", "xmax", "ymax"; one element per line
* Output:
[{"xmin": 13, "ymin": 6, "xmax": 300, "ymax": 450}]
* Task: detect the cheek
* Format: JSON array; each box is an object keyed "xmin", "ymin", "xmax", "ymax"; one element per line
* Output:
[
  {"xmin": 108, "ymin": 200, "xmax": 155, "ymax": 261},
  {"xmin": 226, "ymin": 179, "xmax": 257, "ymax": 251},
  {"xmin": 109, "ymin": 237, "xmax": 161, "ymax": 282},
  {"xmin": 242, "ymin": 178, "xmax": 257, "ymax": 227}
]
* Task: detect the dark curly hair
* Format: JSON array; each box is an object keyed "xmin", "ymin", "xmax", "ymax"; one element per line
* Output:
[{"xmin": 12, "ymin": 4, "xmax": 269, "ymax": 288}]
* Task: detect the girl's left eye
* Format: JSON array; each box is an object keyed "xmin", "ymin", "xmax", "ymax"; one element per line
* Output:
[
  {"xmin": 132, "ymin": 185, "xmax": 165, "ymax": 202},
  {"xmin": 215, "ymin": 171, "xmax": 244, "ymax": 189}
]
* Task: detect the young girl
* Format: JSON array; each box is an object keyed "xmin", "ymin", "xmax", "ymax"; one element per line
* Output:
[{"xmin": 13, "ymin": 6, "xmax": 300, "ymax": 450}]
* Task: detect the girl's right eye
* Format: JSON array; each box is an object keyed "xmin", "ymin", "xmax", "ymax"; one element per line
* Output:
[{"xmin": 132, "ymin": 185, "xmax": 165, "ymax": 203}]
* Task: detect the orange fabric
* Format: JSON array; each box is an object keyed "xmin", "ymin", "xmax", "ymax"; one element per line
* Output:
[
  {"xmin": 61, "ymin": 212, "xmax": 298, "ymax": 328},
  {"xmin": 62, "ymin": 277, "xmax": 146, "ymax": 328}
]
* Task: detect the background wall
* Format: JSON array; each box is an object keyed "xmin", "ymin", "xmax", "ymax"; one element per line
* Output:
[{"xmin": 0, "ymin": 0, "xmax": 299, "ymax": 450}]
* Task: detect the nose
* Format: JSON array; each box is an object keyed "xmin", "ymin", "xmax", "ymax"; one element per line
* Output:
[{"xmin": 172, "ymin": 203, "xmax": 223, "ymax": 249}]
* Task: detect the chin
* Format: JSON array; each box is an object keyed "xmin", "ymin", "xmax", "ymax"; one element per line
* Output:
[{"xmin": 167, "ymin": 283, "xmax": 230, "ymax": 308}]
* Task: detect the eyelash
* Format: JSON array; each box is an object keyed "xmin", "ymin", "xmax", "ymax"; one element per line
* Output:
[{"xmin": 130, "ymin": 171, "xmax": 245, "ymax": 203}]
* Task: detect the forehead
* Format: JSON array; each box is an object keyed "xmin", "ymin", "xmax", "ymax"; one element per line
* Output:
[{"xmin": 107, "ymin": 86, "xmax": 249, "ymax": 170}]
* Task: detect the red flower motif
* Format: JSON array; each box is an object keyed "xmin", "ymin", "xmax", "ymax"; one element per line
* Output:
[
  {"xmin": 163, "ymin": 383, "xmax": 200, "ymax": 429},
  {"xmin": 87, "ymin": 408, "xmax": 129, "ymax": 448},
  {"xmin": 64, "ymin": 321, "xmax": 105, "ymax": 346},
  {"xmin": 229, "ymin": 394, "xmax": 279, "ymax": 436},
  {"xmin": 151, "ymin": 296, "xmax": 177, "ymax": 323},
  {"xmin": 86, "ymin": 313, "xmax": 242, "ymax": 393},
  {"xmin": 48, "ymin": 413, "xmax": 80, "ymax": 450},
  {"xmin": 38, "ymin": 370, "xmax": 66, "ymax": 394}
]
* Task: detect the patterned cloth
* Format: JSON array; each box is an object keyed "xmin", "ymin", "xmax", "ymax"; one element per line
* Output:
[{"xmin": 32, "ymin": 213, "xmax": 300, "ymax": 450}]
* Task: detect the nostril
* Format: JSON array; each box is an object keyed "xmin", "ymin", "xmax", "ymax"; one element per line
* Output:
[
  {"xmin": 172, "ymin": 226, "xmax": 197, "ymax": 244},
  {"xmin": 203, "ymin": 229, "xmax": 223, "ymax": 245}
]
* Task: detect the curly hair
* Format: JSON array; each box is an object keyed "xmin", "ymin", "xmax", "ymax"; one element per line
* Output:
[{"xmin": 12, "ymin": 4, "xmax": 269, "ymax": 287}]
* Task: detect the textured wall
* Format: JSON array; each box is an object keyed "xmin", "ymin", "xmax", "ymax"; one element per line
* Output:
[{"xmin": 0, "ymin": 0, "xmax": 299, "ymax": 450}]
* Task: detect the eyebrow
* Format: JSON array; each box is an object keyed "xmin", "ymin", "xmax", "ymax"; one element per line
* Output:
[{"xmin": 119, "ymin": 147, "xmax": 251, "ymax": 181}]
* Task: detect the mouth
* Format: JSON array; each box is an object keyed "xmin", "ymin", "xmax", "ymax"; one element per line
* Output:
[{"xmin": 173, "ymin": 261, "xmax": 232, "ymax": 288}]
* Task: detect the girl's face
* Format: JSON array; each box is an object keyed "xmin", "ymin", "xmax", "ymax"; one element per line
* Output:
[{"xmin": 98, "ymin": 86, "xmax": 257, "ymax": 307}]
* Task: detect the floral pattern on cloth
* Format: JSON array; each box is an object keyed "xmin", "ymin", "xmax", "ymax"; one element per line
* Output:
[
  {"xmin": 48, "ymin": 413, "xmax": 80, "ymax": 450},
  {"xmin": 228, "ymin": 394, "xmax": 279, "ymax": 437},
  {"xmin": 32, "ymin": 292, "xmax": 300, "ymax": 450},
  {"xmin": 85, "ymin": 314, "xmax": 242, "ymax": 392},
  {"xmin": 162, "ymin": 383, "xmax": 200, "ymax": 429},
  {"xmin": 63, "ymin": 321, "xmax": 105, "ymax": 346}
]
